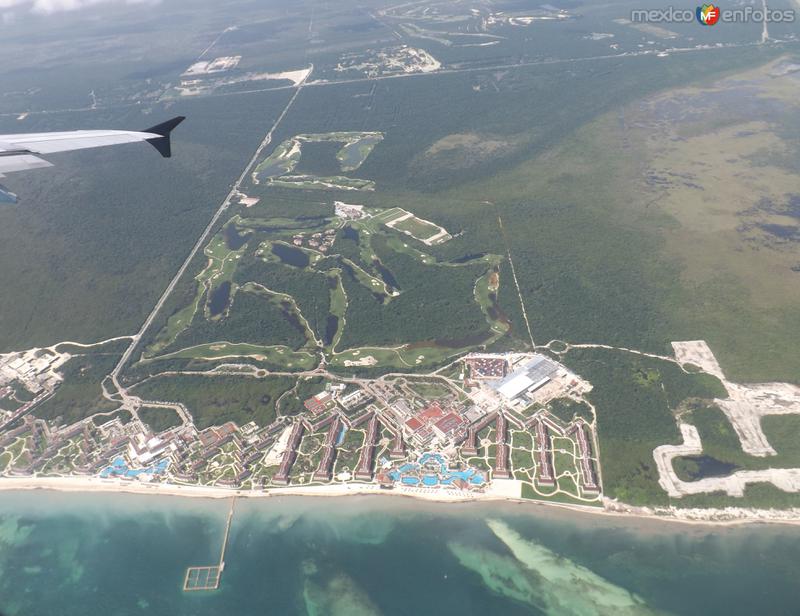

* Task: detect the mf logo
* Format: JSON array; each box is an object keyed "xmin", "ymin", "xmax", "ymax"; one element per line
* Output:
[{"xmin": 696, "ymin": 3, "xmax": 721, "ymax": 25}]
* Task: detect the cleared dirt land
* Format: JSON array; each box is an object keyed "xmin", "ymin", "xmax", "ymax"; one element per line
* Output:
[{"xmin": 656, "ymin": 340, "xmax": 800, "ymax": 497}]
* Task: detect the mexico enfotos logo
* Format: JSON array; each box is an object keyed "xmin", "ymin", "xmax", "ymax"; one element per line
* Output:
[
  {"xmin": 631, "ymin": 4, "xmax": 795, "ymax": 24},
  {"xmin": 696, "ymin": 3, "xmax": 720, "ymax": 25}
]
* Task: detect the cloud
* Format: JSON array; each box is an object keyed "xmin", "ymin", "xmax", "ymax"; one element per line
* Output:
[{"xmin": 0, "ymin": 0, "xmax": 160, "ymax": 16}]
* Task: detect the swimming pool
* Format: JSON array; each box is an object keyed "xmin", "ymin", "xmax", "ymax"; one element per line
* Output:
[
  {"xmin": 388, "ymin": 453, "xmax": 486, "ymax": 488},
  {"xmin": 419, "ymin": 453, "xmax": 445, "ymax": 467},
  {"xmin": 99, "ymin": 457, "xmax": 169, "ymax": 479}
]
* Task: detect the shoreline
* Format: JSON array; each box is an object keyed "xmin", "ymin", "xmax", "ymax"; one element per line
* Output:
[{"xmin": 1, "ymin": 476, "xmax": 799, "ymax": 528}]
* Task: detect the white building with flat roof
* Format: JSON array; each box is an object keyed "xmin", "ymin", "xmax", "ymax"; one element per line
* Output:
[
  {"xmin": 497, "ymin": 373, "xmax": 534, "ymax": 399},
  {"xmin": 493, "ymin": 353, "xmax": 563, "ymax": 401}
]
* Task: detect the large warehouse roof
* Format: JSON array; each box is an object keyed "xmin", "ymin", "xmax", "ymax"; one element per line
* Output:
[
  {"xmin": 493, "ymin": 354, "xmax": 562, "ymax": 400},
  {"xmin": 497, "ymin": 373, "xmax": 534, "ymax": 399}
]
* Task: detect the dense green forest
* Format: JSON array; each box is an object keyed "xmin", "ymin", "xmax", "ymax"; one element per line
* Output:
[
  {"xmin": 139, "ymin": 407, "xmax": 182, "ymax": 433},
  {"xmin": 165, "ymin": 290, "xmax": 308, "ymax": 353},
  {"xmin": 547, "ymin": 398, "xmax": 593, "ymax": 424},
  {"xmin": 675, "ymin": 406, "xmax": 800, "ymax": 476},
  {"xmin": 33, "ymin": 354, "xmax": 120, "ymax": 426},
  {"xmin": 563, "ymin": 348, "xmax": 726, "ymax": 506},
  {"xmin": 338, "ymin": 236, "xmax": 490, "ymax": 348},
  {"xmin": 0, "ymin": 90, "xmax": 294, "ymax": 352},
  {"xmin": 131, "ymin": 375, "xmax": 295, "ymax": 429},
  {"xmin": 234, "ymin": 260, "xmax": 331, "ymax": 342}
]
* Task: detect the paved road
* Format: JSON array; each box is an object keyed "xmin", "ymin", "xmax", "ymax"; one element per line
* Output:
[{"xmin": 2, "ymin": 38, "xmax": 790, "ymax": 119}]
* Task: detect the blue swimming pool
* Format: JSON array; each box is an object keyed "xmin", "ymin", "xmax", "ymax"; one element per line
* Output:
[
  {"xmin": 388, "ymin": 452, "xmax": 486, "ymax": 488},
  {"xmin": 419, "ymin": 453, "xmax": 445, "ymax": 467},
  {"xmin": 99, "ymin": 457, "xmax": 169, "ymax": 479}
]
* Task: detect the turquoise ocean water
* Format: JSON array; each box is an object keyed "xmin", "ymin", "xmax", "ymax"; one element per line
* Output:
[{"xmin": 0, "ymin": 492, "xmax": 798, "ymax": 615}]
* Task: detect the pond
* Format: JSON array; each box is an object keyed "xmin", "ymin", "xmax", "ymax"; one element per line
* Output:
[
  {"xmin": 271, "ymin": 243, "xmax": 310, "ymax": 267},
  {"xmin": 224, "ymin": 223, "xmax": 250, "ymax": 250},
  {"xmin": 208, "ymin": 281, "xmax": 232, "ymax": 317},
  {"xmin": 372, "ymin": 259, "xmax": 399, "ymax": 290},
  {"xmin": 676, "ymin": 455, "xmax": 740, "ymax": 480},
  {"xmin": 341, "ymin": 225, "xmax": 359, "ymax": 242},
  {"xmin": 324, "ymin": 315, "xmax": 339, "ymax": 346}
]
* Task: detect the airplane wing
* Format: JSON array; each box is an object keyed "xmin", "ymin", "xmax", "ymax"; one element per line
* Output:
[{"xmin": 0, "ymin": 116, "xmax": 185, "ymax": 203}]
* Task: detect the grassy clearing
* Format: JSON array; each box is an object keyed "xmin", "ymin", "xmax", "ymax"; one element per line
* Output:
[
  {"xmin": 149, "ymin": 342, "xmax": 318, "ymax": 370},
  {"xmin": 255, "ymin": 132, "xmax": 384, "ymax": 182},
  {"xmin": 404, "ymin": 378, "xmax": 453, "ymax": 400},
  {"xmin": 328, "ymin": 343, "xmax": 470, "ymax": 372}
]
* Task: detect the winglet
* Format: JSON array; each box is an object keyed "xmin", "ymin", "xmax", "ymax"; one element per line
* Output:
[
  {"xmin": 143, "ymin": 116, "xmax": 185, "ymax": 158},
  {"xmin": 0, "ymin": 184, "xmax": 18, "ymax": 204}
]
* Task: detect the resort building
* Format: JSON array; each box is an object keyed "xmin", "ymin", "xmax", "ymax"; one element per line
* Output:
[
  {"xmin": 460, "ymin": 411, "xmax": 498, "ymax": 457},
  {"xmin": 465, "ymin": 355, "xmax": 508, "ymax": 379},
  {"xmin": 273, "ymin": 422, "xmax": 305, "ymax": 485},
  {"xmin": 493, "ymin": 354, "xmax": 561, "ymax": 401},
  {"xmin": 493, "ymin": 414, "xmax": 511, "ymax": 479},
  {"xmin": 355, "ymin": 415, "xmax": 380, "ymax": 480},
  {"xmin": 304, "ymin": 391, "xmax": 332, "ymax": 415},
  {"xmin": 389, "ymin": 429, "xmax": 405, "ymax": 459},
  {"xmin": 534, "ymin": 420, "xmax": 555, "ymax": 486},
  {"xmin": 570, "ymin": 422, "xmax": 599, "ymax": 493},
  {"xmin": 313, "ymin": 417, "xmax": 341, "ymax": 482},
  {"xmin": 339, "ymin": 388, "xmax": 369, "ymax": 410},
  {"xmin": 128, "ymin": 432, "xmax": 174, "ymax": 466}
]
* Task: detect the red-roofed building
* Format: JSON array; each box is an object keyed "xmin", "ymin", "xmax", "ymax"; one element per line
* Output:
[
  {"xmin": 304, "ymin": 391, "xmax": 333, "ymax": 415},
  {"xmin": 466, "ymin": 356, "xmax": 508, "ymax": 379},
  {"xmin": 418, "ymin": 403, "xmax": 445, "ymax": 422},
  {"xmin": 402, "ymin": 402, "xmax": 468, "ymax": 447},
  {"xmin": 432, "ymin": 412, "xmax": 464, "ymax": 439},
  {"xmin": 198, "ymin": 422, "xmax": 237, "ymax": 448},
  {"xmin": 405, "ymin": 417, "xmax": 423, "ymax": 432}
]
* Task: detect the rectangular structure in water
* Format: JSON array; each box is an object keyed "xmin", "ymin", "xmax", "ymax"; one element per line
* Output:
[{"xmin": 183, "ymin": 565, "xmax": 221, "ymax": 591}]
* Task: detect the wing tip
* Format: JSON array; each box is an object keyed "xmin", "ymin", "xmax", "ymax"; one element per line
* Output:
[
  {"xmin": 143, "ymin": 116, "xmax": 186, "ymax": 137},
  {"xmin": 143, "ymin": 116, "xmax": 186, "ymax": 158}
]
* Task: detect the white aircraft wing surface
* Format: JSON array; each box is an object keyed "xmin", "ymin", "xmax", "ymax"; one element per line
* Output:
[{"xmin": 0, "ymin": 116, "xmax": 184, "ymax": 202}]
